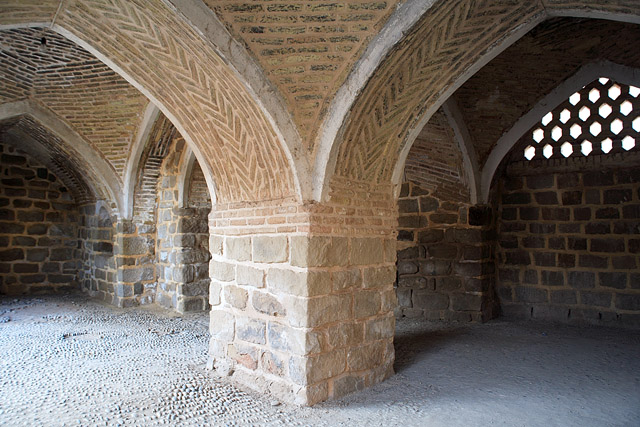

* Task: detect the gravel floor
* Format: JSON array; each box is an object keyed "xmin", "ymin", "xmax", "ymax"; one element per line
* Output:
[{"xmin": 1, "ymin": 295, "xmax": 639, "ymax": 426}]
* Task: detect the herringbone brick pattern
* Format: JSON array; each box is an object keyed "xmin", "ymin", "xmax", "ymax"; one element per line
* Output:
[
  {"xmin": 335, "ymin": 0, "xmax": 543, "ymax": 185},
  {"xmin": 334, "ymin": 0, "xmax": 640, "ymax": 189},
  {"xmin": 57, "ymin": 0, "xmax": 296, "ymax": 203},
  {"xmin": 405, "ymin": 109, "xmax": 469, "ymax": 204},
  {"xmin": 206, "ymin": 0, "xmax": 399, "ymax": 148}
]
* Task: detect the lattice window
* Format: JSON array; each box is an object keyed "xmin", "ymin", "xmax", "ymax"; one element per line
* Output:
[{"xmin": 522, "ymin": 78, "xmax": 640, "ymax": 161}]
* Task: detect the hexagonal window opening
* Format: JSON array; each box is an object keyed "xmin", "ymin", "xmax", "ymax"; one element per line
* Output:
[
  {"xmin": 601, "ymin": 138, "xmax": 613, "ymax": 154},
  {"xmin": 532, "ymin": 128, "xmax": 544, "ymax": 143},
  {"xmin": 560, "ymin": 109, "xmax": 571, "ymax": 124},
  {"xmin": 598, "ymin": 103, "xmax": 612, "ymax": 118},
  {"xmin": 551, "ymin": 126, "xmax": 562, "ymax": 141},
  {"xmin": 543, "ymin": 144, "xmax": 553, "ymax": 159},
  {"xmin": 541, "ymin": 112, "xmax": 553, "ymax": 126},
  {"xmin": 590, "ymin": 121, "xmax": 602, "ymax": 136},
  {"xmin": 633, "ymin": 117, "xmax": 640, "ymax": 132},
  {"xmin": 622, "ymin": 136, "xmax": 636, "ymax": 151},
  {"xmin": 608, "ymin": 84, "xmax": 622, "ymax": 100},
  {"xmin": 581, "ymin": 140, "xmax": 593, "ymax": 156},
  {"xmin": 611, "ymin": 118, "xmax": 624, "ymax": 135},
  {"xmin": 578, "ymin": 106, "xmax": 591, "ymax": 121},
  {"xmin": 569, "ymin": 93, "xmax": 581, "ymax": 106},
  {"xmin": 560, "ymin": 141, "xmax": 573, "ymax": 158},
  {"xmin": 589, "ymin": 88, "xmax": 600, "ymax": 103},
  {"xmin": 524, "ymin": 145, "xmax": 536, "ymax": 161},
  {"xmin": 620, "ymin": 100, "xmax": 633, "ymax": 116},
  {"xmin": 570, "ymin": 124, "xmax": 582, "ymax": 139},
  {"xmin": 599, "ymin": 77, "xmax": 609, "ymax": 85},
  {"xmin": 630, "ymin": 86, "xmax": 640, "ymax": 98}
]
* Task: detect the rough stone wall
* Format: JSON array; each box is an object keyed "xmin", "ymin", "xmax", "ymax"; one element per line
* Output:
[
  {"xmin": 78, "ymin": 203, "xmax": 116, "ymax": 302},
  {"xmin": 208, "ymin": 178, "xmax": 396, "ymax": 406},
  {"xmin": 396, "ymin": 181, "xmax": 496, "ymax": 322},
  {"xmin": 156, "ymin": 141, "xmax": 211, "ymax": 313},
  {"xmin": 496, "ymin": 156, "xmax": 640, "ymax": 327},
  {"xmin": 0, "ymin": 142, "xmax": 79, "ymax": 294}
]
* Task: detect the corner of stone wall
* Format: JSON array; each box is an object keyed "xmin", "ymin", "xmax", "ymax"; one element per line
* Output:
[{"xmin": 396, "ymin": 181, "xmax": 498, "ymax": 323}]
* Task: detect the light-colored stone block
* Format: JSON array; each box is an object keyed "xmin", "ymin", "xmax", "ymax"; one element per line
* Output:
[
  {"xmin": 210, "ymin": 259, "xmax": 235, "ymax": 282},
  {"xmin": 209, "ymin": 235, "xmax": 224, "ymax": 256},
  {"xmin": 236, "ymin": 264, "xmax": 264, "ymax": 287},
  {"xmin": 225, "ymin": 236, "xmax": 251, "ymax": 261},
  {"xmin": 236, "ymin": 316, "xmax": 266, "ymax": 345},
  {"xmin": 252, "ymin": 291, "xmax": 285, "ymax": 316},
  {"xmin": 306, "ymin": 349, "xmax": 346, "ymax": 384},
  {"xmin": 290, "ymin": 236, "xmax": 349, "ymax": 267},
  {"xmin": 364, "ymin": 314, "xmax": 395, "ymax": 341},
  {"xmin": 332, "ymin": 268, "xmax": 362, "ymax": 291},
  {"xmin": 267, "ymin": 268, "xmax": 331, "ymax": 297},
  {"xmin": 350, "ymin": 237, "xmax": 384, "ymax": 265},
  {"xmin": 327, "ymin": 322, "xmax": 364, "ymax": 349},
  {"xmin": 252, "ymin": 235, "xmax": 288, "ymax": 263},
  {"xmin": 209, "ymin": 280, "xmax": 222, "ymax": 306},
  {"xmin": 347, "ymin": 341, "xmax": 384, "ymax": 371},
  {"xmin": 362, "ymin": 265, "xmax": 396, "ymax": 289},
  {"xmin": 354, "ymin": 290, "xmax": 382, "ymax": 319},
  {"xmin": 268, "ymin": 322, "xmax": 323, "ymax": 355},
  {"xmin": 210, "ymin": 309, "xmax": 234, "ymax": 341},
  {"xmin": 224, "ymin": 285, "xmax": 248, "ymax": 309}
]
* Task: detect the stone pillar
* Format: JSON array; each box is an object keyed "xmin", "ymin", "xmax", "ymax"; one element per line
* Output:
[
  {"xmin": 207, "ymin": 178, "xmax": 398, "ymax": 405},
  {"xmin": 113, "ymin": 219, "xmax": 156, "ymax": 307}
]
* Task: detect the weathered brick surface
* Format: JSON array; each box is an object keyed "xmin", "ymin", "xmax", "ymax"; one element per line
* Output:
[
  {"xmin": 396, "ymin": 181, "xmax": 497, "ymax": 323},
  {"xmin": 404, "ymin": 109, "xmax": 470, "ymax": 204},
  {"xmin": 0, "ymin": 28, "xmax": 148, "ymax": 177},
  {"xmin": 205, "ymin": 0, "xmax": 399, "ymax": 147},
  {"xmin": 0, "ymin": 142, "xmax": 80, "ymax": 294},
  {"xmin": 497, "ymin": 155, "xmax": 640, "ymax": 327}
]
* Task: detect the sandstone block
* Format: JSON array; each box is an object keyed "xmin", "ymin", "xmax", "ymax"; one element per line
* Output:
[
  {"xmin": 235, "ymin": 264, "xmax": 264, "ymax": 287},
  {"xmin": 210, "ymin": 309, "xmax": 235, "ymax": 341},
  {"xmin": 224, "ymin": 285, "xmax": 248, "ymax": 309},
  {"xmin": 326, "ymin": 322, "xmax": 364, "ymax": 349},
  {"xmin": 350, "ymin": 237, "xmax": 384, "ymax": 265},
  {"xmin": 236, "ymin": 316, "xmax": 266, "ymax": 345},
  {"xmin": 225, "ymin": 237, "xmax": 251, "ymax": 261},
  {"xmin": 353, "ymin": 290, "xmax": 381, "ymax": 319},
  {"xmin": 331, "ymin": 268, "xmax": 361, "ymax": 291},
  {"xmin": 364, "ymin": 315, "xmax": 394, "ymax": 341},
  {"xmin": 290, "ymin": 235, "xmax": 348, "ymax": 267},
  {"xmin": 347, "ymin": 342, "xmax": 384, "ymax": 371},
  {"xmin": 268, "ymin": 322, "xmax": 322, "ymax": 355},
  {"xmin": 267, "ymin": 268, "xmax": 331, "ymax": 297},
  {"xmin": 306, "ymin": 349, "xmax": 346, "ymax": 384},
  {"xmin": 252, "ymin": 291, "xmax": 285, "ymax": 316},
  {"xmin": 253, "ymin": 235, "xmax": 288, "ymax": 263},
  {"xmin": 362, "ymin": 265, "xmax": 395, "ymax": 289},
  {"xmin": 210, "ymin": 260, "xmax": 235, "ymax": 282}
]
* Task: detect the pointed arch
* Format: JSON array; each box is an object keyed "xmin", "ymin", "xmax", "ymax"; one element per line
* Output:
[
  {"xmin": 480, "ymin": 61, "xmax": 640, "ymax": 202},
  {"xmin": 0, "ymin": 99, "xmax": 123, "ymax": 212}
]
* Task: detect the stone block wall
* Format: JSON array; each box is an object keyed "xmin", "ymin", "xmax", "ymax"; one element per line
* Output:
[
  {"xmin": 396, "ymin": 181, "xmax": 497, "ymax": 322},
  {"xmin": 78, "ymin": 203, "xmax": 117, "ymax": 302},
  {"xmin": 155, "ymin": 143, "xmax": 211, "ymax": 313},
  {"xmin": 207, "ymin": 177, "xmax": 397, "ymax": 406},
  {"xmin": 496, "ymin": 157, "xmax": 640, "ymax": 327},
  {"xmin": 0, "ymin": 142, "xmax": 80, "ymax": 294}
]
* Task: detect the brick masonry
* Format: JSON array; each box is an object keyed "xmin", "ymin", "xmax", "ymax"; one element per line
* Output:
[{"xmin": 496, "ymin": 155, "xmax": 640, "ymax": 327}]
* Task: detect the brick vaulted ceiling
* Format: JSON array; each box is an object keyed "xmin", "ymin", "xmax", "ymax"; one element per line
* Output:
[
  {"xmin": 0, "ymin": 28, "xmax": 149, "ymax": 179},
  {"xmin": 454, "ymin": 17, "xmax": 640, "ymax": 167},
  {"xmin": 205, "ymin": 0, "xmax": 400, "ymax": 147}
]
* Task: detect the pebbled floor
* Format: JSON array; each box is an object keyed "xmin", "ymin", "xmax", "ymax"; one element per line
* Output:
[{"xmin": 1, "ymin": 295, "xmax": 639, "ymax": 426}]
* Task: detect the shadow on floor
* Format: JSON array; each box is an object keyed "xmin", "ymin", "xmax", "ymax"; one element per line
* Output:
[{"xmin": 393, "ymin": 323, "xmax": 466, "ymax": 374}]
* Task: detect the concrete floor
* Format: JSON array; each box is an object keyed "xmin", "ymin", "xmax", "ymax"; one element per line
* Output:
[{"xmin": 1, "ymin": 295, "xmax": 639, "ymax": 426}]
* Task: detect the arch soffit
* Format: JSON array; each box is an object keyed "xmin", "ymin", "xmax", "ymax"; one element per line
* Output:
[
  {"xmin": 480, "ymin": 61, "xmax": 640, "ymax": 203},
  {"xmin": 0, "ymin": 0, "xmax": 301, "ymax": 203},
  {"xmin": 314, "ymin": 0, "xmax": 640, "ymax": 202},
  {"xmin": 0, "ymin": 99, "xmax": 123, "ymax": 212}
]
